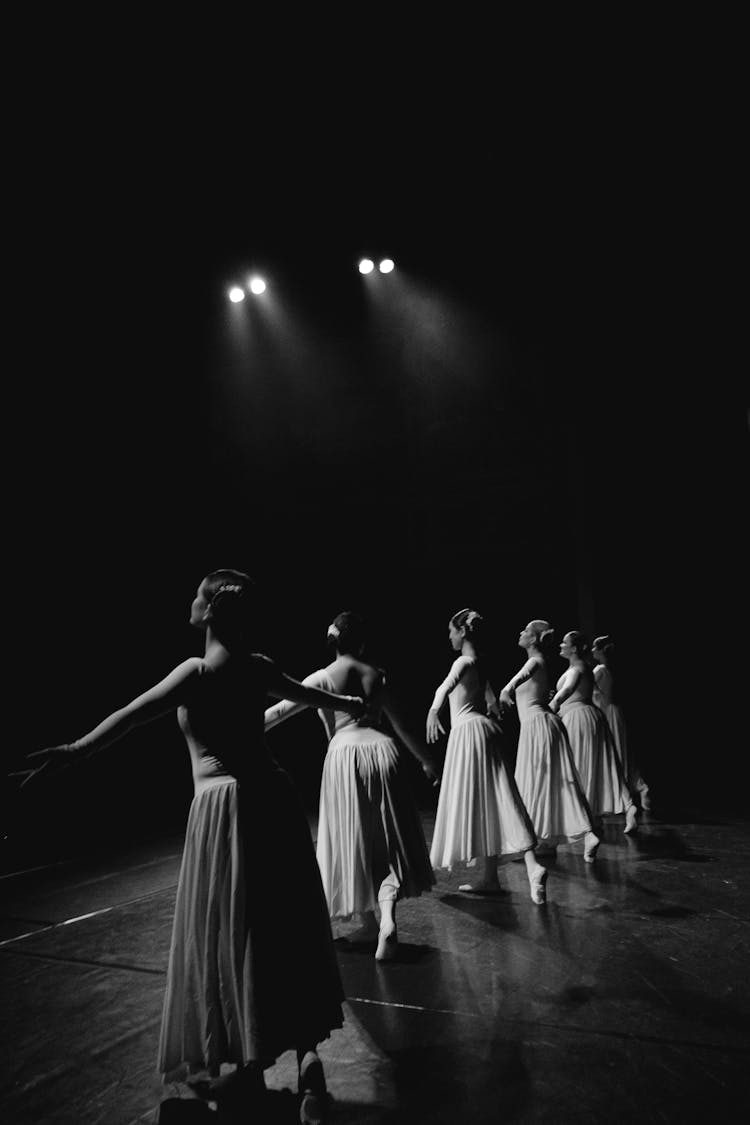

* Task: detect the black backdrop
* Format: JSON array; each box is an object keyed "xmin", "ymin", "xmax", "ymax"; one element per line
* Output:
[{"xmin": 3, "ymin": 87, "xmax": 745, "ymax": 867}]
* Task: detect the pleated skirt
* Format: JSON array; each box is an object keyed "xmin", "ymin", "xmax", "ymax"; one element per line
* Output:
[
  {"xmin": 317, "ymin": 727, "xmax": 435, "ymax": 919},
  {"xmin": 430, "ymin": 713, "xmax": 536, "ymax": 869},
  {"xmin": 158, "ymin": 771, "xmax": 343, "ymax": 1076},
  {"xmin": 561, "ymin": 702, "xmax": 631, "ymax": 817},
  {"xmin": 514, "ymin": 709, "xmax": 593, "ymax": 843}
]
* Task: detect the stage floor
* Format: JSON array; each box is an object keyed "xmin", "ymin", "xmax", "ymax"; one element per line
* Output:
[{"xmin": 1, "ymin": 807, "xmax": 748, "ymax": 1124}]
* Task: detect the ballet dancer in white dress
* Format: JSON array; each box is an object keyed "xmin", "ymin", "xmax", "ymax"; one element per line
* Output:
[
  {"xmin": 427, "ymin": 609, "xmax": 548, "ymax": 903},
  {"xmin": 550, "ymin": 630, "xmax": 637, "ymax": 836},
  {"xmin": 17, "ymin": 570, "xmax": 364, "ymax": 1124},
  {"xmin": 500, "ymin": 620, "xmax": 599, "ymax": 861},
  {"xmin": 265, "ymin": 611, "xmax": 436, "ymax": 962},
  {"xmin": 592, "ymin": 634, "xmax": 651, "ymax": 811}
]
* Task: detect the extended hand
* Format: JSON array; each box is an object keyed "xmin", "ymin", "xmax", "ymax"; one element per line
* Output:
[
  {"xmin": 426, "ymin": 709, "xmax": 445, "ymax": 744},
  {"xmin": 346, "ymin": 696, "xmax": 366, "ymax": 718},
  {"xmin": 9, "ymin": 745, "xmax": 78, "ymax": 790}
]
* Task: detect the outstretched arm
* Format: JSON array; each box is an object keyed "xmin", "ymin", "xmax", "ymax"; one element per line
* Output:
[
  {"xmin": 265, "ymin": 663, "xmax": 363, "ymax": 718},
  {"xmin": 549, "ymin": 667, "xmax": 580, "ymax": 713},
  {"xmin": 499, "ymin": 657, "xmax": 542, "ymax": 708},
  {"xmin": 17, "ymin": 657, "xmax": 204, "ymax": 787},
  {"xmin": 264, "ymin": 669, "xmax": 332, "ymax": 730}
]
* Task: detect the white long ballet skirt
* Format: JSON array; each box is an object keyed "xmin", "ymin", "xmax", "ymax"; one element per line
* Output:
[
  {"xmin": 560, "ymin": 701, "xmax": 632, "ymax": 817},
  {"xmin": 593, "ymin": 665, "xmax": 649, "ymax": 797},
  {"xmin": 430, "ymin": 712, "xmax": 537, "ymax": 868},
  {"xmin": 158, "ymin": 699, "xmax": 343, "ymax": 1076},
  {"xmin": 515, "ymin": 709, "xmax": 593, "ymax": 843},
  {"xmin": 428, "ymin": 654, "xmax": 536, "ymax": 869},
  {"xmin": 265, "ymin": 669, "xmax": 434, "ymax": 921},
  {"xmin": 317, "ymin": 722, "xmax": 435, "ymax": 918}
]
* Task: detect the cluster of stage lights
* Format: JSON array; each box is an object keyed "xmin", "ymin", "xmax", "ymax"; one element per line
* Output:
[{"xmin": 228, "ymin": 258, "xmax": 395, "ymax": 302}]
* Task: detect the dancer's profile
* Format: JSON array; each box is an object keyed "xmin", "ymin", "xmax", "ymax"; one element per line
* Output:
[
  {"xmin": 500, "ymin": 620, "xmax": 598, "ymax": 861},
  {"xmin": 550, "ymin": 631, "xmax": 637, "ymax": 836},
  {"xmin": 427, "ymin": 609, "xmax": 548, "ymax": 902},
  {"xmin": 592, "ymin": 635, "xmax": 651, "ymax": 810},
  {"xmin": 264, "ymin": 611, "xmax": 436, "ymax": 962},
  {"xmin": 16, "ymin": 570, "xmax": 365, "ymax": 1123}
]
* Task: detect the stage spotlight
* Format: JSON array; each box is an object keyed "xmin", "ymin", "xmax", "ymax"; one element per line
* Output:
[
  {"xmin": 359, "ymin": 259, "xmax": 375, "ymax": 274},
  {"xmin": 228, "ymin": 287, "xmax": 246, "ymax": 303},
  {"xmin": 379, "ymin": 259, "xmax": 395, "ymax": 273},
  {"xmin": 248, "ymin": 277, "xmax": 267, "ymax": 295}
]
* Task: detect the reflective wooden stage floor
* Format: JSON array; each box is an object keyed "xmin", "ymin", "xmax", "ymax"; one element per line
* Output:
[{"xmin": 1, "ymin": 807, "xmax": 748, "ymax": 1124}]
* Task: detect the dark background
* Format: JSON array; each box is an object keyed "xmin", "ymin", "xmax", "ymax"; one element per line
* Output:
[{"xmin": 3, "ymin": 60, "xmax": 745, "ymax": 868}]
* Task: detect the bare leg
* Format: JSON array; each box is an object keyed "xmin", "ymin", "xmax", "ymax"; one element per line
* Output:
[
  {"xmin": 375, "ymin": 874, "xmax": 399, "ymax": 961},
  {"xmin": 636, "ymin": 773, "xmax": 652, "ymax": 811},
  {"xmin": 459, "ymin": 855, "xmax": 502, "ymax": 894},
  {"xmin": 584, "ymin": 820, "xmax": 601, "ymax": 863},
  {"xmin": 524, "ymin": 849, "xmax": 548, "ymax": 904},
  {"xmin": 624, "ymin": 799, "xmax": 638, "ymax": 834}
]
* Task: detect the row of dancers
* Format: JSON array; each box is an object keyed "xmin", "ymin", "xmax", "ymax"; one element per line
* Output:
[
  {"xmin": 15, "ymin": 570, "xmax": 649, "ymax": 1123},
  {"xmin": 264, "ymin": 608, "xmax": 649, "ymax": 949}
]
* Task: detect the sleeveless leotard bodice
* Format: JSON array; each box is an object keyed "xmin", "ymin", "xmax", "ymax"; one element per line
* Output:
[
  {"xmin": 178, "ymin": 655, "xmax": 274, "ymax": 787},
  {"xmin": 593, "ymin": 664, "xmax": 614, "ymax": 709},
  {"xmin": 557, "ymin": 665, "xmax": 594, "ymax": 711},
  {"xmin": 264, "ymin": 663, "xmax": 386, "ymax": 743},
  {"xmin": 515, "ymin": 663, "xmax": 552, "ymax": 722},
  {"xmin": 430, "ymin": 656, "xmax": 490, "ymax": 725}
]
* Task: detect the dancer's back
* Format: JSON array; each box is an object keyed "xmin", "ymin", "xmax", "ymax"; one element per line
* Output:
[
  {"xmin": 178, "ymin": 653, "xmax": 274, "ymax": 785},
  {"xmin": 319, "ymin": 655, "xmax": 386, "ymax": 733}
]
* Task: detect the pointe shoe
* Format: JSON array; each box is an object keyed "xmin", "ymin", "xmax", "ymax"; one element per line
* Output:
[
  {"xmin": 375, "ymin": 923, "xmax": 398, "ymax": 962},
  {"xmin": 584, "ymin": 832, "xmax": 600, "ymax": 863},
  {"xmin": 624, "ymin": 805, "xmax": 638, "ymax": 834},
  {"xmin": 299, "ymin": 1053, "xmax": 328, "ymax": 1125},
  {"xmin": 529, "ymin": 866, "xmax": 548, "ymax": 905}
]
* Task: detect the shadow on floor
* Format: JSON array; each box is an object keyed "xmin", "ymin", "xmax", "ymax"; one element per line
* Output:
[{"xmin": 438, "ymin": 892, "xmax": 520, "ymax": 932}]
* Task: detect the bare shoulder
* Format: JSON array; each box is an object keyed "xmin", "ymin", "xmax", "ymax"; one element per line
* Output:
[{"xmin": 348, "ymin": 659, "xmax": 384, "ymax": 693}]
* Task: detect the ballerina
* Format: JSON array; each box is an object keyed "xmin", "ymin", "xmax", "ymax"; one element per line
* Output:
[
  {"xmin": 592, "ymin": 634, "xmax": 651, "ymax": 811},
  {"xmin": 550, "ymin": 630, "xmax": 637, "ymax": 837},
  {"xmin": 15, "ymin": 570, "xmax": 364, "ymax": 1124},
  {"xmin": 265, "ymin": 611, "xmax": 436, "ymax": 962},
  {"xmin": 499, "ymin": 620, "xmax": 599, "ymax": 861},
  {"xmin": 426, "ymin": 609, "xmax": 547, "ymax": 903}
]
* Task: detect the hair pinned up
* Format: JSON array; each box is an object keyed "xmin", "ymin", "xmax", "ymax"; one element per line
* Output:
[
  {"xmin": 326, "ymin": 611, "xmax": 366, "ymax": 656},
  {"xmin": 566, "ymin": 630, "xmax": 591, "ymax": 659},
  {"xmin": 528, "ymin": 619, "xmax": 556, "ymax": 656},
  {"xmin": 201, "ymin": 569, "xmax": 255, "ymax": 651},
  {"xmin": 451, "ymin": 607, "xmax": 486, "ymax": 650}
]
